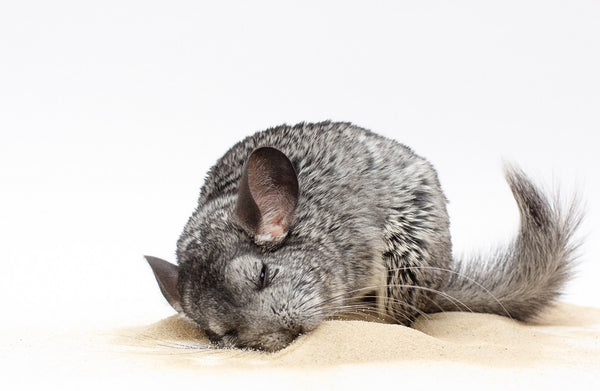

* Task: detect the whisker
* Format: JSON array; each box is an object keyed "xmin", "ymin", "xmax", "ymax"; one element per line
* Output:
[
  {"xmin": 312, "ymin": 288, "xmax": 439, "ymax": 324},
  {"xmin": 324, "ymin": 304, "xmax": 411, "ymax": 324},
  {"xmin": 385, "ymin": 265, "xmax": 511, "ymax": 319},
  {"xmin": 309, "ymin": 264, "xmax": 510, "ymax": 319},
  {"xmin": 317, "ymin": 283, "xmax": 470, "ymax": 314},
  {"xmin": 321, "ymin": 301, "xmax": 417, "ymax": 324},
  {"xmin": 298, "ymin": 282, "xmax": 476, "ymax": 332},
  {"xmin": 116, "ymin": 333, "xmax": 220, "ymax": 356}
]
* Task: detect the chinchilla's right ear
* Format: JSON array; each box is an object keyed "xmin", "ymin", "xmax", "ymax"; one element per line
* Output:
[
  {"xmin": 144, "ymin": 255, "xmax": 182, "ymax": 313},
  {"xmin": 233, "ymin": 147, "xmax": 299, "ymax": 245}
]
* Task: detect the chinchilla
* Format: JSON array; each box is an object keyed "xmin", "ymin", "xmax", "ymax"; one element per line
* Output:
[{"xmin": 145, "ymin": 121, "xmax": 581, "ymax": 352}]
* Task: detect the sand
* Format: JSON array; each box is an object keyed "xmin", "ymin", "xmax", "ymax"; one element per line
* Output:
[{"xmin": 3, "ymin": 302, "xmax": 600, "ymax": 390}]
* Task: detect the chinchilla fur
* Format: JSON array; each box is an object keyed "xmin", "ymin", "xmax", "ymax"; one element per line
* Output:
[{"xmin": 146, "ymin": 121, "xmax": 582, "ymax": 352}]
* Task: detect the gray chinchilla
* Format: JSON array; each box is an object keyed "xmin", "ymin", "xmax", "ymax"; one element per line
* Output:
[{"xmin": 145, "ymin": 121, "xmax": 581, "ymax": 352}]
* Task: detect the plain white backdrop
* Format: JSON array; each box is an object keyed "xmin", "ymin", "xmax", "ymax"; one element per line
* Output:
[{"xmin": 1, "ymin": 0, "xmax": 599, "ymax": 332}]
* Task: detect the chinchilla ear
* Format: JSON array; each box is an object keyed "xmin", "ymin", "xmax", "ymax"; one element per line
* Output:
[
  {"xmin": 234, "ymin": 147, "xmax": 299, "ymax": 245},
  {"xmin": 144, "ymin": 255, "xmax": 182, "ymax": 313}
]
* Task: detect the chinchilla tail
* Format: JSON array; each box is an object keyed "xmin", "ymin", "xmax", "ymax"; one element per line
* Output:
[{"xmin": 434, "ymin": 166, "xmax": 583, "ymax": 321}]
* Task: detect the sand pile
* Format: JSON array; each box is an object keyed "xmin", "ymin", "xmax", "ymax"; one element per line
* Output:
[{"xmin": 3, "ymin": 302, "xmax": 599, "ymax": 390}]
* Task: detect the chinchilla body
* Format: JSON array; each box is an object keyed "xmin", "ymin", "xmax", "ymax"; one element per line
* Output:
[{"xmin": 151, "ymin": 121, "xmax": 580, "ymax": 352}]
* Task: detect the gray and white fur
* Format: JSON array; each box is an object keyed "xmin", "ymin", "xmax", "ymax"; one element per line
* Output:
[{"xmin": 145, "ymin": 121, "xmax": 581, "ymax": 352}]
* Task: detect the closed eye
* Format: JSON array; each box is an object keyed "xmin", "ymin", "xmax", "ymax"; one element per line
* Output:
[
  {"xmin": 259, "ymin": 264, "xmax": 268, "ymax": 289},
  {"xmin": 257, "ymin": 264, "xmax": 279, "ymax": 290}
]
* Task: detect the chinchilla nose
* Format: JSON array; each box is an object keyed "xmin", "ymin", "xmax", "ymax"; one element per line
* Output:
[
  {"xmin": 288, "ymin": 324, "xmax": 304, "ymax": 339},
  {"xmin": 268, "ymin": 325, "xmax": 303, "ymax": 350}
]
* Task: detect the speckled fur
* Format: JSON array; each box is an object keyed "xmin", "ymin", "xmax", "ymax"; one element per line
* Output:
[{"xmin": 173, "ymin": 121, "xmax": 581, "ymax": 351}]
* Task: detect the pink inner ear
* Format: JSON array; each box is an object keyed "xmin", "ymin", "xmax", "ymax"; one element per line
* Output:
[
  {"xmin": 265, "ymin": 224, "xmax": 283, "ymax": 238},
  {"xmin": 248, "ymin": 171, "xmax": 294, "ymax": 240},
  {"xmin": 257, "ymin": 210, "xmax": 288, "ymax": 240}
]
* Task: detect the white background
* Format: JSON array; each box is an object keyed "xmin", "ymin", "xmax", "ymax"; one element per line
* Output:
[{"xmin": 1, "ymin": 0, "xmax": 599, "ymax": 331}]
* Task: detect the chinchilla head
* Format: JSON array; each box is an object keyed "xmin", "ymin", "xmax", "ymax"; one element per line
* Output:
[{"xmin": 146, "ymin": 147, "xmax": 331, "ymax": 351}]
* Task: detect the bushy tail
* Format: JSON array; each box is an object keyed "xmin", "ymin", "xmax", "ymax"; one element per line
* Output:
[{"xmin": 436, "ymin": 166, "xmax": 583, "ymax": 321}]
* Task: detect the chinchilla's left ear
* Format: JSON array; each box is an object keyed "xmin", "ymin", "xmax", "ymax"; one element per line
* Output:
[{"xmin": 144, "ymin": 255, "xmax": 182, "ymax": 313}]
